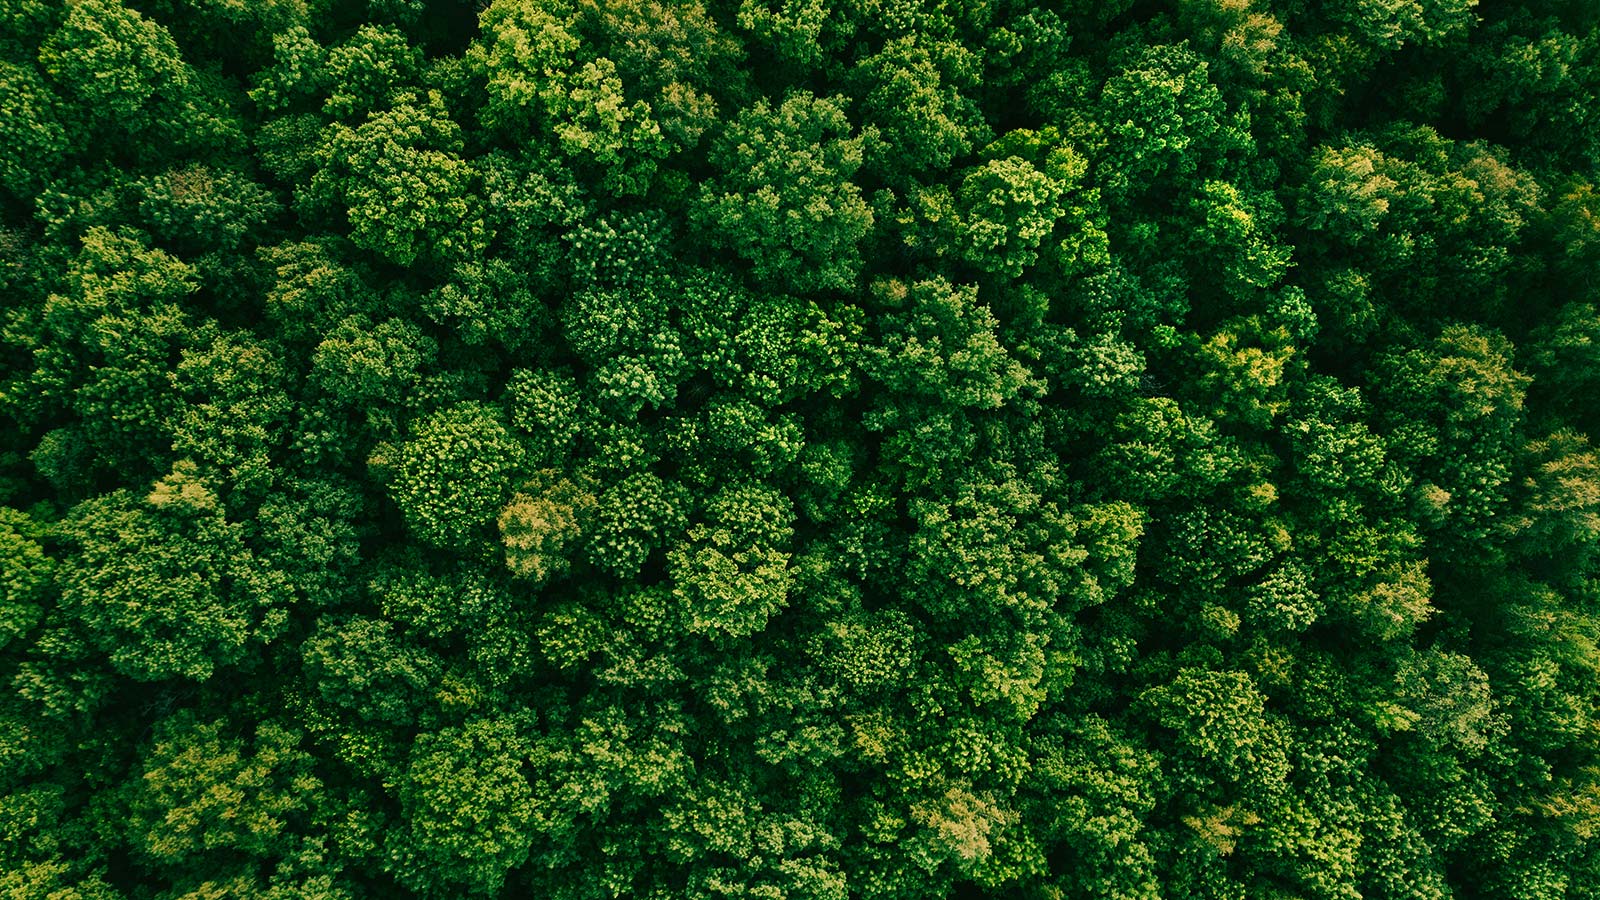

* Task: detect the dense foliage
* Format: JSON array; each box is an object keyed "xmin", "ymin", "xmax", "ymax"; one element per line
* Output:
[{"xmin": 3, "ymin": 0, "xmax": 1600, "ymax": 897}]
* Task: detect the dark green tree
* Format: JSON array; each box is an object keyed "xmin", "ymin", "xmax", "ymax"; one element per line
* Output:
[
  {"xmin": 388, "ymin": 718, "xmax": 536, "ymax": 897},
  {"xmin": 384, "ymin": 402, "xmax": 526, "ymax": 552},
  {"xmin": 694, "ymin": 90, "xmax": 874, "ymax": 293}
]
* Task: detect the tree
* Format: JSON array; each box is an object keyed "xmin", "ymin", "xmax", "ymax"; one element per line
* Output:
[
  {"xmin": 583, "ymin": 472, "xmax": 692, "ymax": 577},
  {"xmin": 1191, "ymin": 317, "xmax": 1298, "ymax": 429},
  {"xmin": 55, "ymin": 484, "xmax": 290, "ymax": 682},
  {"xmin": 304, "ymin": 92, "xmax": 488, "ymax": 268},
  {"xmin": 37, "ymin": 0, "xmax": 188, "ymax": 131},
  {"xmin": 675, "ymin": 266, "xmax": 861, "ymax": 406},
  {"xmin": 1034, "ymin": 326, "xmax": 1147, "ymax": 401},
  {"xmin": 504, "ymin": 368, "xmax": 583, "ymax": 463},
  {"xmin": 1297, "ymin": 130, "xmax": 1541, "ymax": 314},
  {"xmin": 1507, "ymin": 430, "xmax": 1600, "ymax": 556},
  {"xmin": 1387, "ymin": 649, "xmax": 1499, "ymax": 754},
  {"xmin": 0, "ymin": 59, "xmax": 68, "ymax": 200},
  {"xmin": 1183, "ymin": 180, "xmax": 1293, "ymax": 305},
  {"xmin": 246, "ymin": 474, "xmax": 367, "ymax": 611},
  {"xmin": 1371, "ymin": 324, "xmax": 1531, "ymax": 560},
  {"xmin": 852, "ymin": 36, "xmax": 988, "ymax": 186},
  {"xmin": 302, "ymin": 616, "xmax": 440, "ymax": 725},
  {"xmin": 1141, "ymin": 668, "xmax": 1274, "ymax": 781},
  {"xmin": 1459, "ymin": 17, "xmax": 1600, "ymax": 169},
  {"xmin": 694, "ymin": 90, "xmax": 873, "ymax": 293},
  {"xmin": 477, "ymin": 149, "xmax": 590, "ymax": 278},
  {"xmin": 562, "ymin": 277, "xmax": 691, "ymax": 417},
  {"xmin": 1527, "ymin": 301, "xmax": 1600, "ymax": 429},
  {"xmin": 669, "ymin": 482, "xmax": 796, "ymax": 638},
  {"xmin": 472, "ymin": 0, "xmax": 668, "ymax": 195},
  {"xmin": 1092, "ymin": 397, "xmax": 1248, "ymax": 503},
  {"xmin": 732, "ymin": 0, "xmax": 837, "ymax": 78},
  {"xmin": 498, "ymin": 473, "xmax": 597, "ymax": 584},
  {"xmin": 810, "ymin": 609, "xmax": 918, "ymax": 695},
  {"xmin": 30, "ymin": 227, "xmax": 198, "ymax": 479},
  {"xmin": 0, "ymin": 507, "xmax": 52, "ymax": 652},
  {"xmin": 310, "ymin": 315, "xmax": 436, "ymax": 408},
  {"xmin": 129, "ymin": 711, "xmax": 322, "ymax": 866},
  {"xmin": 322, "ymin": 24, "xmax": 422, "ymax": 120},
  {"xmin": 1023, "ymin": 715, "xmax": 1163, "ymax": 900},
  {"xmin": 255, "ymin": 239, "xmax": 381, "ymax": 348},
  {"xmin": 1098, "ymin": 43, "xmax": 1235, "ymax": 200},
  {"xmin": 576, "ymin": 0, "xmax": 744, "ymax": 151},
  {"xmin": 0, "ymin": 859, "xmax": 121, "ymax": 900},
  {"xmin": 385, "ymin": 402, "xmax": 526, "ymax": 552},
  {"xmin": 908, "ymin": 784, "xmax": 1021, "ymax": 875},
  {"xmin": 7, "ymin": 4, "xmax": 1600, "ymax": 899},
  {"xmin": 134, "ymin": 165, "xmax": 279, "ymax": 256},
  {"xmin": 865, "ymin": 277, "xmax": 1034, "ymax": 410},
  {"xmin": 388, "ymin": 718, "xmax": 536, "ymax": 898},
  {"xmin": 1325, "ymin": 0, "xmax": 1478, "ymax": 51},
  {"xmin": 246, "ymin": 25, "xmax": 329, "ymax": 116},
  {"xmin": 424, "ymin": 258, "xmax": 551, "ymax": 351},
  {"xmin": 168, "ymin": 329, "xmax": 294, "ymax": 502}
]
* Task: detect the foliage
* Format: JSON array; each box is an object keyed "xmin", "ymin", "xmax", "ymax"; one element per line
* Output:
[
  {"xmin": 304, "ymin": 91, "xmax": 488, "ymax": 268},
  {"xmin": 385, "ymin": 402, "xmax": 526, "ymax": 552},
  {"xmin": 389, "ymin": 718, "xmax": 535, "ymax": 897},
  {"xmin": 3, "ymin": 4, "xmax": 1600, "ymax": 900},
  {"xmin": 694, "ymin": 90, "xmax": 873, "ymax": 293},
  {"xmin": 54, "ymin": 486, "xmax": 290, "ymax": 682}
]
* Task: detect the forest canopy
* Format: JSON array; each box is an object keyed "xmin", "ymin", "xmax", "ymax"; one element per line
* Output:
[{"xmin": 3, "ymin": 0, "xmax": 1600, "ymax": 898}]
